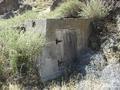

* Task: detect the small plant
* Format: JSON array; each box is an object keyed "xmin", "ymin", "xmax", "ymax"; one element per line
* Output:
[{"xmin": 79, "ymin": 0, "xmax": 114, "ymax": 19}]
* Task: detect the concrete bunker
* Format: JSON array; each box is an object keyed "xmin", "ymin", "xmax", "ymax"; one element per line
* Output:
[{"xmin": 24, "ymin": 18, "xmax": 91, "ymax": 81}]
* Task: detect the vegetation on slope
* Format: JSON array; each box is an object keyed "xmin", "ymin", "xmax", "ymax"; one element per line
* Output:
[
  {"xmin": 0, "ymin": 11, "xmax": 38, "ymax": 30},
  {"xmin": 40, "ymin": 0, "xmax": 81, "ymax": 18},
  {"xmin": 79, "ymin": 0, "xmax": 114, "ymax": 19}
]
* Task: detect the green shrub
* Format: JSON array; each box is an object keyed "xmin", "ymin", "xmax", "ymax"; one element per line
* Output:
[
  {"xmin": 0, "ymin": 30, "xmax": 45, "ymax": 74},
  {"xmin": 79, "ymin": 0, "xmax": 114, "ymax": 19},
  {"xmin": 0, "ymin": 32, "xmax": 12, "ymax": 75},
  {"xmin": 0, "ymin": 10, "xmax": 45, "ymax": 75}
]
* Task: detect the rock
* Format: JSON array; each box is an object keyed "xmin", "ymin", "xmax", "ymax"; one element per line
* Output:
[
  {"xmin": 101, "ymin": 28, "xmax": 120, "ymax": 64},
  {"xmin": 0, "ymin": 0, "xmax": 19, "ymax": 15},
  {"xmin": 117, "ymin": 15, "xmax": 120, "ymax": 31},
  {"xmin": 0, "ymin": 11, "xmax": 15, "ymax": 19},
  {"xmin": 101, "ymin": 64, "xmax": 120, "ymax": 87},
  {"xmin": 50, "ymin": 0, "xmax": 62, "ymax": 11},
  {"xmin": 106, "ymin": 0, "xmax": 120, "ymax": 21},
  {"xmin": 89, "ymin": 53, "xmax": 107, "ymax": 70},
  {"xmin": 99, "ymin": 15, "xmax": 120, "ymax": 64},
  {"xmin": 84, "ymin": 53, "xmax": 107, "ymax": 77},
  {"xmin": 77, "ymin": 49, "xmax": 107, "ymax": 77},
  {"xmin": 115, "ymin": 0, "xmax": 120, "ymax": 9},
  {"xmin": 18, "ymin": 4, "xmax": 32, "ymax": 14},
  {"xmin": 78, "ymin": 63, "xmax": 120, "ymax": 90},
  {"xmin": 0, "ymin": 0, "xmax": 32, "ymax": 18}
]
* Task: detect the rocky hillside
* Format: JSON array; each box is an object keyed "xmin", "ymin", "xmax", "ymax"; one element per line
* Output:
[
  {"xmin": 0, "ymin": 0, "xmax": 120, "ymax": 90},
  {"xmin": 0, "ymin": 0, "xmax": 33, "ymax": 19}
]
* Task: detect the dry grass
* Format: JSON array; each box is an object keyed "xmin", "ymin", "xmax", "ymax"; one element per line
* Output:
[
  {"xmin": 79, "ymin": 0, "xmax": 114, "ymax": 19},
  {"xmin": 0, "ymin": 29, "xmax": 45, "ymax": 74},
  {"xmin": 0, "ymin": 72, "xmax": 110, "ymax": 90},
  {"xmin": 1, "ymin": 79, "xmax": 107, "ymax": 90},
  {"xmin": 8, "ymin": 84, "xmax": 22, "ymax": 90},
  {"xmin": 2, "ymin": 83, "xmax": 23, "ymax": 90},
  {"xmin": 44, "ymin": 78, "xmax": 108, "ymax": 90}
]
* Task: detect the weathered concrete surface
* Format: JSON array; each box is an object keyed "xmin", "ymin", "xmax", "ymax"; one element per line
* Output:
[{"xmin": 24, "ymin": 18, "xmax": 91, "ymax": 81}]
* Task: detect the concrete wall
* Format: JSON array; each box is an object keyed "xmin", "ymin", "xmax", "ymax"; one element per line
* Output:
[{"xmin": 24, "ymin": 18, "xmax": 91, "ymax": 81}]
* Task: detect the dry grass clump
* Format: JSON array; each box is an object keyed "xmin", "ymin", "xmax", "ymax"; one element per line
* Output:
[
  {"xmin": 0, "ymin": 29, "xmax": 45, "ymax": 90},
  {"xmin": 8, "ymin": 84, "xmax": 22, "ymax": 90},
  {"xmin": 77, "ymin": 79, "xmax": 109, "ymax": 90},
  {"xmin": 44, "ymin": 78, "xmax": 108, "ymax": 90},
  {"xmin": 1, "ymin": 77, "xmax": 111, "ymax": 90},
  {"xmin": 79, "ymin": 0, "xmax": 114, "ymax": 19},
  {"xmin": 2, "ymin": 83, "xmax": 23, "ymax": 90}
]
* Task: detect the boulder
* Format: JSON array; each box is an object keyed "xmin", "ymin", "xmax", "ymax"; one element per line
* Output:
[
  {"xmin": 0, "ymin": 0, "xmax": 19, "ymax": 15},
  {"xmin": 101, "ymin": 64, "xmax": 120, "ymax": 87},
  {"xmin": 18, "ymin": 4, "xmax": 32, "ymax": 14},
  {"xmin": 50, "ymin": 0, "xmax": 62, "ymax": 11},
  {"xmin": 0, "ymin": 11, "xmax": 15, "ymax": 19},
  {"xmin": 84, "ymin": 53, "xmax": 107, "ymax": 77},
  {"xmin": 101, "ymin": 28, "xmax": 120, "ymax": 64}
]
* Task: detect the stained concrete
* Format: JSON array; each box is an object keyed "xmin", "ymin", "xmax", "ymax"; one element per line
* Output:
[{"xmin": 24, "ymin": 18, "xmax": 91, "ymax": 81}]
